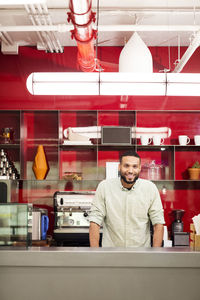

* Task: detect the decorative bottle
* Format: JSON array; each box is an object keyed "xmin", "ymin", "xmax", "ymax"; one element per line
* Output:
[{"xmin": 32, "ymin": 145, "xmax": 49, "ymax": 180}]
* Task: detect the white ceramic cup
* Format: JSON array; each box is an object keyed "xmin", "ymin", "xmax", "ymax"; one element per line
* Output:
[
  {"xmin": 178, "ymin": 135, "xmax": 190, "ymax": 145},
  {"xmin": 63, "ymin": 128, "xmax": 68, "ymax": 138},
  {"xmin": 140, "ymin": 135, "xmax": 152, "ymax": 145},
  {"xmin": 194, "ymin": 135, "xmax": 200, "ymax": 145},
  {"xmin": 153, "ymin": 135, "xmax": 164, "ymax": 145}
]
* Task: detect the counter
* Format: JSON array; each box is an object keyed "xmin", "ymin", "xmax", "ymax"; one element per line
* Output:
[{"xmin": 0, "ymin": 247, "xmax": 200, "ymax": 300}]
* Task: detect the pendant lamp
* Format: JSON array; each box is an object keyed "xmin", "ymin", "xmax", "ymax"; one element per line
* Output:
[{"xmin": 119, "ymin": 32, "xmax": 153, "ymax": 73}]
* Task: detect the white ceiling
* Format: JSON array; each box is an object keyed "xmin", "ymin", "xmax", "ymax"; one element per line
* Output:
[{"xmin": 0, "ymin": 0, "xmax": 200, "ymax": 54}]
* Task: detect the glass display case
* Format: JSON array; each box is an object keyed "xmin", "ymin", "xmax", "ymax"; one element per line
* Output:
[{"xmin": 0, "ymin": 203, "xmax": 29, "ymax": 247}]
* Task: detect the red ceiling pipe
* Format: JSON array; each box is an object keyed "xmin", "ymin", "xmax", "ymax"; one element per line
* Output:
[{"xmin": 68, "ymin": 0, "xmax": 97, "ymax": 72}]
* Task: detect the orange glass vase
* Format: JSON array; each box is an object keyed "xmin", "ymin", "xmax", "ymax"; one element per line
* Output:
[{"xmin": 32, "ymin": 145, "xmax": 49, "ymax": 180}]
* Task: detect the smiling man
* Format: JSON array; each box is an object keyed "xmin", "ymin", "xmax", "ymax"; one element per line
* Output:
[{"xmin": 89, "ymin": 150, "xmax": 165, "ymax": 248}]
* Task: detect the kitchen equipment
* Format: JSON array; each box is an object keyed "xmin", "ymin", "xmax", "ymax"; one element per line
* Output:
[
  {"xmin": 30, "ymin": 207, "xmax": 49, "ymax": 240},
  {"xmin": 53, "ymin": 191, "xmax": 95, "ymax": 246},
  {"xmin": 172, "ymin": 209, "xmax": 185, "ymax": 234},
  {"xmin": 171, "ymin": 209, "xmax": 190, "ymax": 246}
]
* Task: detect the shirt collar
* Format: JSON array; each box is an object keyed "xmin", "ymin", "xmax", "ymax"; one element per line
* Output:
[{"xmin": 118, "ymin": 177, "xmax": 140, "ymax": 191}]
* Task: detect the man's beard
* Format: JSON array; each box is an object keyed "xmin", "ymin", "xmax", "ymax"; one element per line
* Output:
[{"xmin": 120, "ymin": 174, "xmax": 139, "ymax": 185}]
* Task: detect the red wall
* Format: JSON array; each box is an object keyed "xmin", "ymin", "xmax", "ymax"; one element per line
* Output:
[
  {"xmin": 1, "ymin": 46, "xmax": 200, "ymax": 236},
  {"xmin": 0, "ymin": 46, "xmax": 200, "ymax": 111}
]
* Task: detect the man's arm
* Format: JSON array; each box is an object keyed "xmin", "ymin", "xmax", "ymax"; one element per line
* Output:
[
  {"xmin": 153, "ymin": 224, "xmax": 164, "ymax": 247},
  {"xmin": 89, "ymin": 222, "xmax": 100, "ymax": 247}
]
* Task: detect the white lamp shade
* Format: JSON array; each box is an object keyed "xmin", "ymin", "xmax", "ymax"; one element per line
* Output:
[{"xmin": 119, "ymin": 32, "xmax": 153, "ymax": 73}]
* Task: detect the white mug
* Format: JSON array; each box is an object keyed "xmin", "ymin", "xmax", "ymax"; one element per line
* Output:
[
  {"xmin": 140, "ymin": 135, "xmax": 152, "ymax": 145},
  {"xmin": 194, "ymin": 135, "xmax": 200, "ymax": 145},
  {"xmin": 178, "ymin": 135, "xmax": 190, "ymax": 145},
  {"xmin": 153, "ymin": 135, "xmax": 164, "ymax": 145}
]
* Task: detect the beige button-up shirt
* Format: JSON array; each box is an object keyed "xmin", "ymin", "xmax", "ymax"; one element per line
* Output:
[{"xmin": 89, "ymin": 177, "xmax": 165, "ymax": 247}]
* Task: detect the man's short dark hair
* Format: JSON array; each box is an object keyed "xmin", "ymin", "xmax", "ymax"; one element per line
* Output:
[{"xmin": 120, "ymin": 150, "xmax": 141, "ymax": 163}]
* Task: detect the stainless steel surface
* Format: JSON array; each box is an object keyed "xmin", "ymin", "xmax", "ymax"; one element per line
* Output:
[
  {"xmin": 29, "ymin": 207, "xmax": 49, "ymax": 240},
  {"xmin": 0, "ymin": 247, "xmax": 200, "ymax": 267},
  {"xmin": 32, "ymin": 211, "xmax": 41, "ymax": 240},
  {"xmin": 54, "ymin": 191, "xmax": 94, "ymax": 210},
  {"xmin": 54, "ymin": 191, "xmax": 94, "ymax": 228},
  {"xmin": 0, "ymin": 248, "xmax": 200, "ymax": 300},
  {"xmin": 53, "ymin": 191, "xmax": 95, "ymax": 245}
]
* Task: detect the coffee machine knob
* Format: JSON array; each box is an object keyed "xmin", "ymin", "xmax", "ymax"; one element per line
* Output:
[
  {"xmin": 60, "ymin": 198, "xmax": 64, "ymax": 205},
  {"xmin": 83, "ymin": 212, "xmax": 88, "ymax": 217}
]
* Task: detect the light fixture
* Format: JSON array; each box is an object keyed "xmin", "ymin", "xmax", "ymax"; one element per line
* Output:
[
  {"xmin": 26, "ymin": 72, "xmax": 200, "ymax": 96},
  {"xmin": 100, "ymin": 73, "xmax": 165, "ymax": 95},
  {"xmin": 0, "ymin": 0, "xmax": 46, "ymax": 4},
  {"xmin": 167, "ymin": 73, "xmax": 200, "ymax": 96},
  {"xmin": 119, "ymin": 32, "xmax": 153, "ymax": 73},
  {"xmin": 26, "ymin": 72, "xmax": 100, "ymax": 95}
]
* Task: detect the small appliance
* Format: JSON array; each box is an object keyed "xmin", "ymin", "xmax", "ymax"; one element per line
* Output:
[
  {"xmin": 53, "ymin": 191, "xmax": 96, "ymax": 246},
  {"xmin": 172, "ymin": 209, "xmax": 185, "ymax": 234},
  {"xmin": 29, "ymin": 207, "xmax": 49, "ymax": 241},
  {"xmin": 171, "ymin": 209, "xmax": 189, "ymax": 246}
]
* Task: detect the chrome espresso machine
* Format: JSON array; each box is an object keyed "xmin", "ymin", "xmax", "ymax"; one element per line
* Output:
[{"xmin": 53, "ymin": 191, "xmax": 95, "ymax": 246}]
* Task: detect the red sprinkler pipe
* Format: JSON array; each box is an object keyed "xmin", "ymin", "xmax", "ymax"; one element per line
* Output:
[{"xmin": 68, "ymin": 0, "xmax": 97, "ymax": 72}]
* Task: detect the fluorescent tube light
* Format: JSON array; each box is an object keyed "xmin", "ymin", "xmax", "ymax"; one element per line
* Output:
[
  {"xmin": 167, "ymin": 73, "xmax": 200, "ymax": 96},
  {"xmin": 26, "ymin": 72, "xmax": 100, "ymax": 95},
  {"xmin": 26, "ymin": 72, "xmax": 200, "ymax": 96},
  {"xmin": 100, "ymin": 73, "xmax": 166, "ymax": 95}
]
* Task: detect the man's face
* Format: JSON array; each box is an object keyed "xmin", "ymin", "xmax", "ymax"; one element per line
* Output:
[{"xmin": 119, "ymin": 156, "xmax": 141, "ymax": 187}]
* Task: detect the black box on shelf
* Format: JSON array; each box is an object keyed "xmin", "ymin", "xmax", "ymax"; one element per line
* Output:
[{"xmin": 102, "ymin": 126, "xmax": 131, "ymax": 145}]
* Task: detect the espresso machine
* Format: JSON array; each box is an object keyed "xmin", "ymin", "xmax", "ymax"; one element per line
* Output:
[
  {"xmin": 53, "ymin": 191, "xmax": 95, "ymax": 246},
  {"xmin": 171, "ymin": 209, "xmax": 189, "ymax": 246}
]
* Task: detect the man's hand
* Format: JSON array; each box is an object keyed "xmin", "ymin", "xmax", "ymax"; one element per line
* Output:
[
  {"xmin": 89, "ymin": 222, "xmax": 100, "ymax": 247},
  {"xmin": 153, "ymin": 224, "xmax": 164, "ymax": 247}
]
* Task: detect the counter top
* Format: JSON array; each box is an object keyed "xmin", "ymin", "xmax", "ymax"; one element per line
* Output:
[
  {"xmin": 1, "ymin": 247, "xmax": 200, "ymax": 268},
  {"xmin": 1, "ymin": 247, "xmax": 200, "ymax": 300}
]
